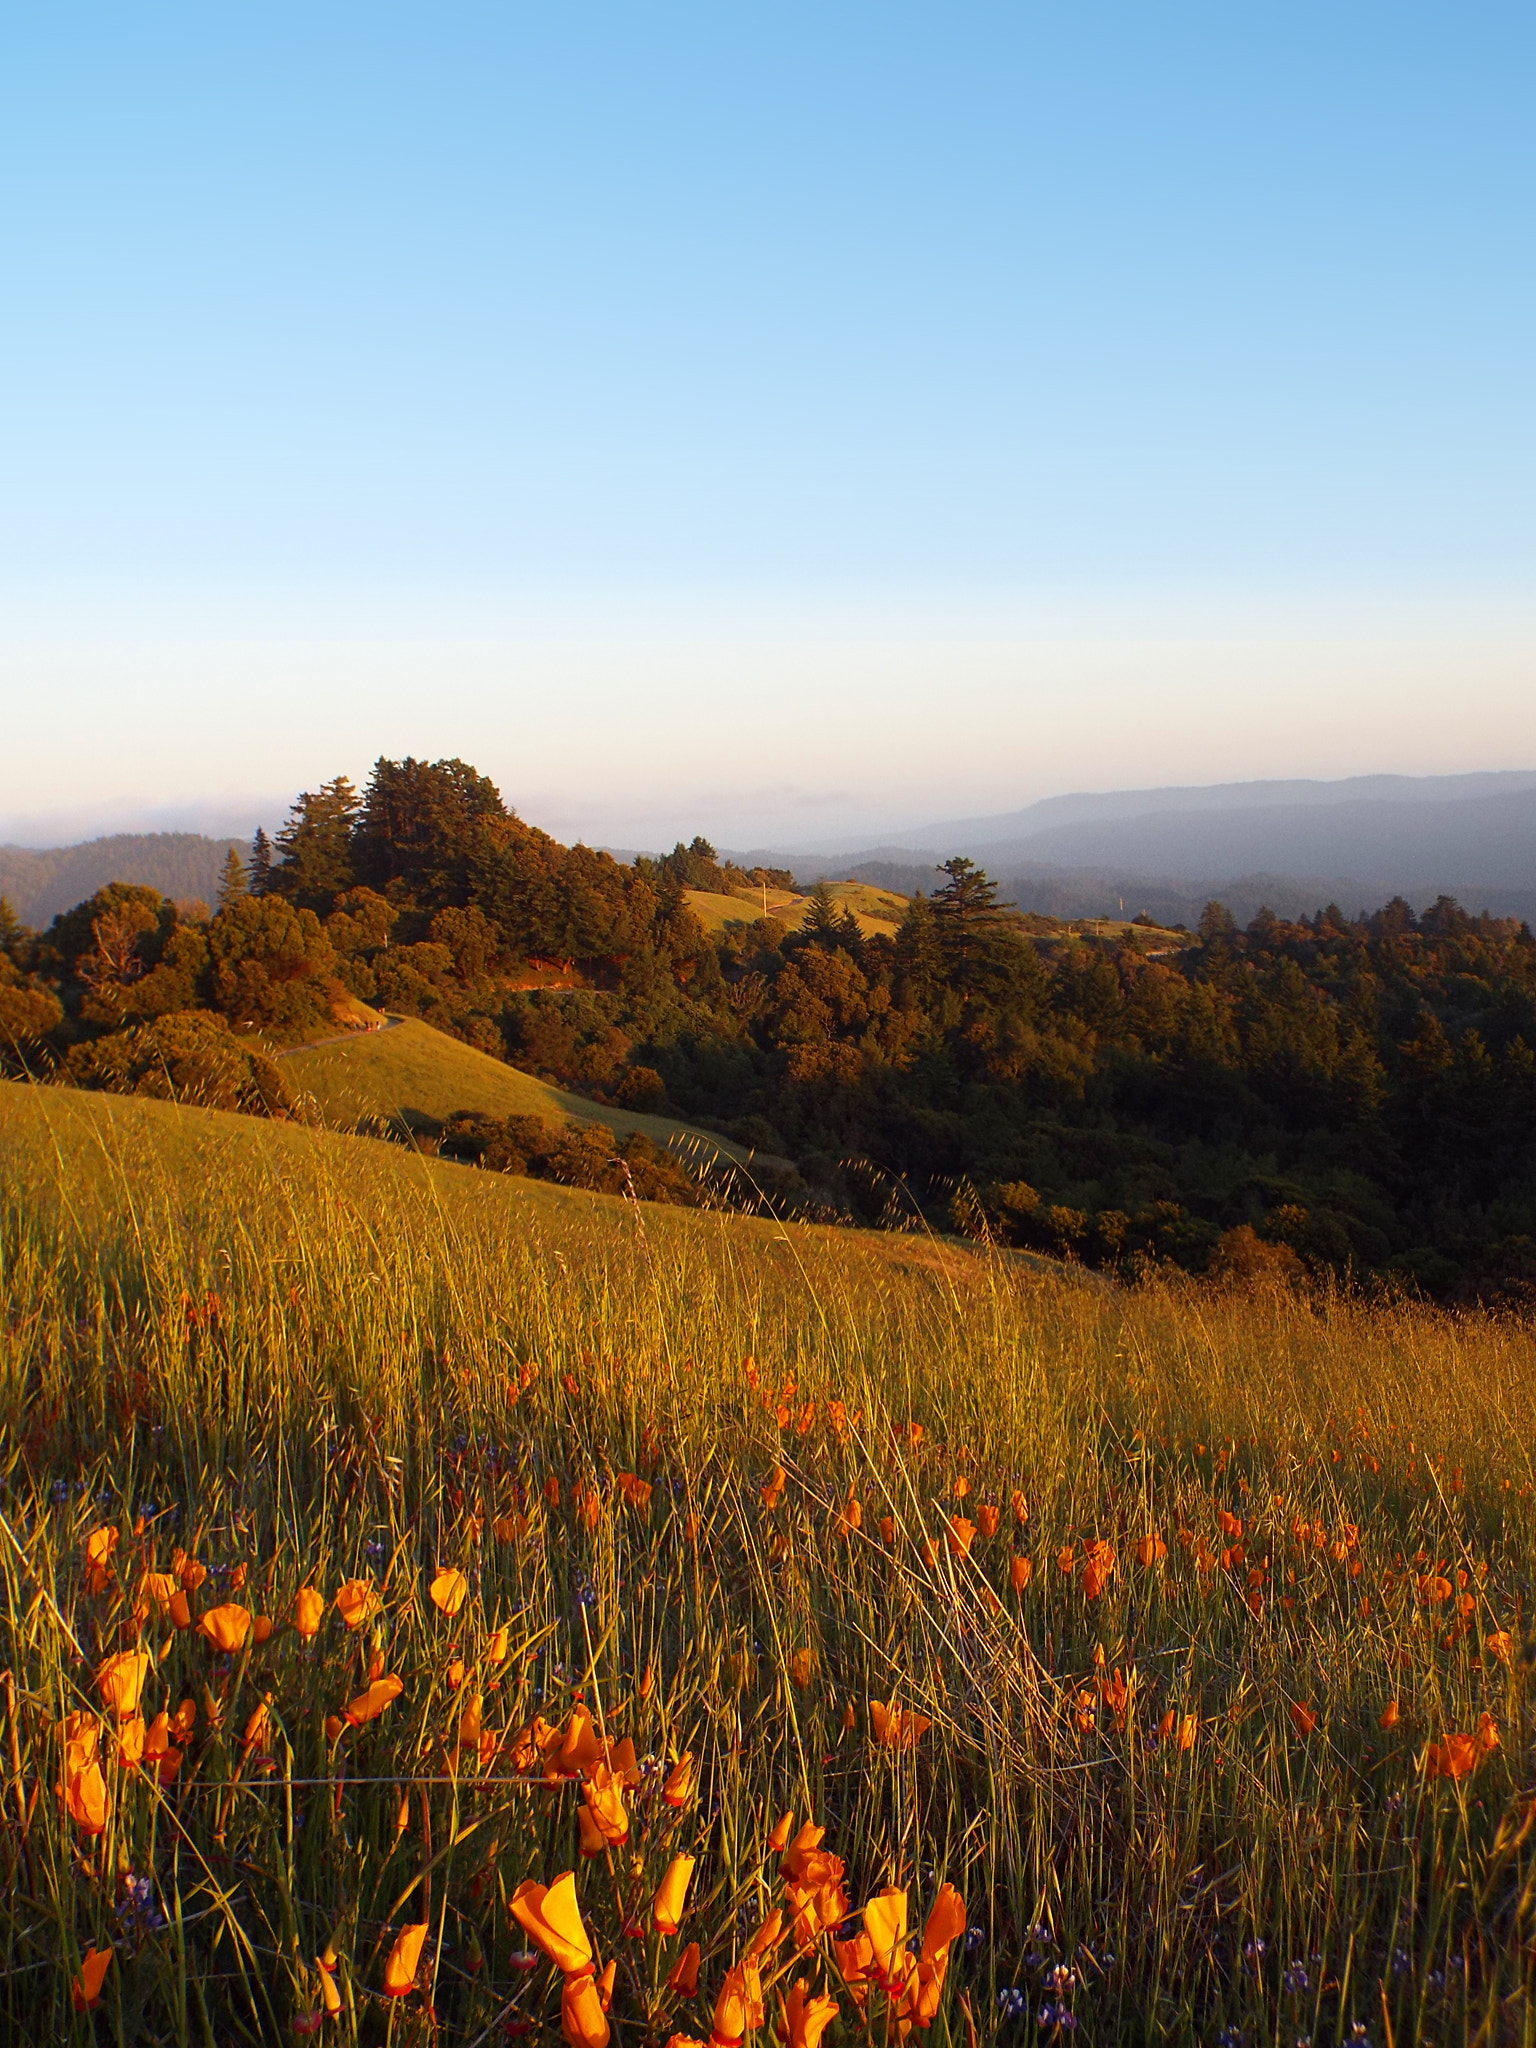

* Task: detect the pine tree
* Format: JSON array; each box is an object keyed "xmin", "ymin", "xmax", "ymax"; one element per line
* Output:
[
  {"xmin": 270, "ymin": 777, "xmax": 360, "ymax": 909},
  {"xmin": 248, "ymin": 828, "xmax": 274, "ymax": 896},
  {"xmin": 930, "ymin": 856, "xmax": 1022, "ymax": 1000},
  {"xmin": 217, "ymin": 846, "xmax": 248, "ymax": 909}
]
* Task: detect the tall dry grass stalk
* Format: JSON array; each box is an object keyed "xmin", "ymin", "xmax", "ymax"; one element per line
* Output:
[{"xmin": 0, "ymin": 1083, "xmax": 1532, "ymax": 2044}]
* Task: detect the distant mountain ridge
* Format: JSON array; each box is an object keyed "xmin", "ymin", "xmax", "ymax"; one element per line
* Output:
[
  {"xmin": 0, "ymin": 833, "xmax": 244, "ymax": 928},
  {"xmin": 727, "ymin": 769, "xmax": 1536, "ymax": 924}
]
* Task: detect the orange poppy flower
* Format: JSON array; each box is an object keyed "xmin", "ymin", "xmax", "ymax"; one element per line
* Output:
[
  {"xmin": 84, "ymin": 1525, "xmax": 118, "ymax": 1575},
  {"xmin": 667, "ymin": 1941, "xmax": 701, "ymax": 1995},
  {"xmin": 767, "ymin": 1809, "xmax": 795, "ymax": 1856},
  {"xmin": 563, "ymin": 1969, "xmax": 611, "ymax": 2048},
  {"xmin": 652, "ymin": 1852, "xmax": 696, "ymax": 1934},
  {"xmin": 761, "ymin": 1466, "xmax": 786, "ymax": 1510},
  {"xmin": 789, "ymin": 1648, "xmax": 815, "ymax": 1689},
  {"xmin": 292, "ymin": 1586, "xmax": 326, "ymax": 1639},
  {"xmin": 344, "ymin": 1674, "xmax": 403, "ymax": 1727},
  {"xmin": 1081, "ymin": 1540, "xmax": 1115, "ymax": 1599},
  {"xmin": 1288, "ymin": 1702, "xmax": 1317, "ymax": 1738},
  {"xmin": 116, "ymin": 1715, "xmax": 146, "ymax": 1767},
  {"xmin": 1136, "ymin": 1534, "xmax": 1167, "ymax": 1568},
  {"xmin": 710, "ymin": 1966, "xmax": 751, "ymax": 2048},
  {"xmin": 430, "ymin": 1568, "xmax": 469, "ymax": 1617},
  {"xmin": 977, "ymin": 1504, "xmax": 1000, "ymax": 1539},
  {"xmin": 1424, "ymin": 1714, "xmax": 1499, "ymax": 1780},
  {"xmin": 333, "ymin": 1579, "xmax": 373, "ymax": 1630},
  {"xmin": 862, "ymin": 1887, "xmax": 908, "ymax": 1981},
  {"xmin": 1010, "ymin": 1555, "xmax": 1033, "ymax": 1593},
  {"xmin": 878, "ymin": 1516, "xmax": 896, "ymax": 1547},
  {"xmin": 662, "ymin": 1751, "xmax": 696, "ymax": 1807},
  {"xmin": 97, "ymin": 1650, "xmax": 150, "ymax": 1721},
  {"xmin": 72, "ymin": 1945, "xmax": 113, "ymax": 2012},
  {"xmin": 1379, "ymin": 1698, "xmax": 1401, "ymax": 1730},
  {"xmin": 1486, "ymin": 1630, "xmax": 1513, "ymax": 1666},
  {"xmin": 556, "ymin": 1704, "xmax": 603, "ymax": 1777},
  {"xmin": 579, "ymin": 1765, "xmax": 630, "ymax": 1855},
  {"xmin": 869, "ymin": 1700, "xmax": 932, "ymax": 1749},
  {"xmin": 66, "ymin": 1760, "xmax": 110, "ymax": 1835},
  {"xmin": 196, "ymin": 1604, "xmax": 252, "ymax": 1654},
  {"xmin": 946, "ymin": 1517, "xmax": 976, "ymax": 1558},
  {"xmin": 922, "ymin": 1883, "xmax": 965, "ymax": 1962},
  {"xmin": 487, "ymin": 1626, "xmax": 510, "ymax": 1664},
  {"xmin": 382, "ymin": 1922, "xmax": 428, "ymax": 1998},
  {"xmin": 133, "ymin": 1571, "xmax": 178, "ymax": 1623},
  {"xmin": 780, "ymin": 1980, "xmax": 839, "ymax": 2048},
  {"xmin": 1011, "ymin": 1490, "xmax": 1029, "ymax": 1525},
  {"xmin": 511, "ymin": 1872, "xmax": 593, "ymax": 1974}
]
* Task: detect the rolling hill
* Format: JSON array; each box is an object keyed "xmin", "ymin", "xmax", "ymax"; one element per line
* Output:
[
  {"xmin": 273, "ymin": 1013, "xmax": 780, "ymax": 1166},
  {"xmin": 0, "ymin": 831, "xmax": 245, "ymax": 927},
  {"xmin": 683, "ymin": 880, "xmax": 906, "ymax": 940},
  {"xmin": 0, "ymin": 1075, "xmax": 983, "ymax": 1291}
]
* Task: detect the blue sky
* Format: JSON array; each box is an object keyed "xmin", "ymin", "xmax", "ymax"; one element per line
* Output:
[{"xmin": 2, "ymin": 3, "xmax": 1533, "ymax": 847}]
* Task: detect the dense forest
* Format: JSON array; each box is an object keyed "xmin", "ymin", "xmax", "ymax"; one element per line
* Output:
[{"xmin": 4, "ymin": 755, "xmax": 1536, "ymax": 1304}]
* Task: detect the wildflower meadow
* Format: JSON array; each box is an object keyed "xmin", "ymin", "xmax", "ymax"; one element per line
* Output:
[{"xmin": 0, "ymin": 1083, "xmax": 1532, "ymax": 2045}]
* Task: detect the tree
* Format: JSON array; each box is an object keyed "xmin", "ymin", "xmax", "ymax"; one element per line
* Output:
[
  {"xmin": 217, "ymin": 846, "xmax": 247, "ymax": 908},
  {"xmin": 930, "ymin": 857, "xmax": 1020, "ymax": 999},
  {"xmin": 248, "ymin": 829, "xmax": 274, "ymax": 895},
  {"xmin": 270, "ymin": 777, "xmax": 360, "ymax": 909},
  {"xmin": 354, "ymin": 756, "xmax": 508, "ymax": 910},
  {"xmin": 893, "ymin": 892, "xmax": 944, "ymax": 1009},
  {"xmin": 208, "ymin": 895, "xmax": 337, "ymax": 1037}
]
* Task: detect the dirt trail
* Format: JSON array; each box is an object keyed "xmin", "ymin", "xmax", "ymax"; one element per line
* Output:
[{"xmin": 268, "ymin": 1016, "xmax": 403, "ymax": 1059}]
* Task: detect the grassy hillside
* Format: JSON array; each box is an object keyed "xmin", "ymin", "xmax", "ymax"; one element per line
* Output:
[
  {"xmin": 684, "ymin": 881, "xmax": 907, "ymax": 939},
  {"xmin": 275, "ymin": 1014, "xmax": 774, "ymax": 1165},
  {"xmin": 0, "ymin": 1081, "xmax": 1532, "ymax": 2042}
]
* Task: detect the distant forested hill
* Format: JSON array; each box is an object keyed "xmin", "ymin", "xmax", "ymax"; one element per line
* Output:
[
  {"xmin": 0, "ymin": 833, "xmax": 243, "ymax": 926},
  {"xmin": 7, "ymin": 759, "xmax": 1536, "ymax": 1304}
]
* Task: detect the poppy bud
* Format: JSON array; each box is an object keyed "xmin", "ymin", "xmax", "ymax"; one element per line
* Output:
[
  {"xmin": 382, "ymin": 1923, "xmax": 427, "ymax": 1998},
  {"xmin": 662, "ymin": 1752, "xmax": 696, "ymax": 1807},
  {"xmin": 652, "ymin": 1853, "xmax": 696, "ymax": 1935},
  {"xmin": 294, "ymin": 1587, "xmax": 326, "ymax": 1639},
  {"xmin": 667, "ymin": 1940, "xmax": 701, "ymax": 1996},
  {"xmin": 562, "ymin": 1971, "xmax": 611, "ymax": 2048}
]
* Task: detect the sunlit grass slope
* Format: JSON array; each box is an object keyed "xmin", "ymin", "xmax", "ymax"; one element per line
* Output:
[
  {"xmin": 277, "ymin": 1014, "xmax": 766, "ymax": 1163},
  {"xmin": 684, "ymin": 883, "xmax": 906, "ymax": 940},
  {"xmin": 0, "ymin": 1079, "xmax": 1533, "ymax": 2043}
]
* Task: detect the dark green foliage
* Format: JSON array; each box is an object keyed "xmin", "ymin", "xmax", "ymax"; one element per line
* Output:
[
  {"xmin": 58, "ymin": 1008, "xmax": 291, "ymax": 1115},
  {"xmin": 207, "ymin": 894, "xmax": 336, "ymax": 1035},
  {"xmin": 269, "ymin": 776, "xmax": 360, "ymax": 908},
  {"xmin": 437, "ymin": 1108, "xmax": 699, "ymax": 1204}
]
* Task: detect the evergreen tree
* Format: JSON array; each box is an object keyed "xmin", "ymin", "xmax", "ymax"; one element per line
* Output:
[
  {"xmin": 802, "ymin": 880, "xmax": 845, "ymax": 947},
  {"xmin": 248, "ymin": 828, "xmax": 274, "ymax": 895},
  {"xmin": 930, "ymin": 856, "xmax": 1019, "ymax": 998},
  {"xmin": 893, "ymin": 891, "xmax": 944, "ymax": 1008},
  {"xmin": 270, "ymin": 777, "xmax": 360, "ymax": 910},
  {"xmin": 217, "ymin": 846, "xmax": 248, "ymax": 908}
]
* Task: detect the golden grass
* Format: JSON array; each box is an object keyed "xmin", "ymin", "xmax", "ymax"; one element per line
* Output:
[
  {"xmin": 0, "ymin": 1081, "xmax": 1532, "ymax": 2043},
  {"xmin": 274, "ymin": 1015, "xmax": 770, "ymax": 1164}
]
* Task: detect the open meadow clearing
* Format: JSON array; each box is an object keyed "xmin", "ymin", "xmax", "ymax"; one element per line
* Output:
[{"xmin": 0, "ymin": 1081, "xmax": 1532, "ymax": 2045}]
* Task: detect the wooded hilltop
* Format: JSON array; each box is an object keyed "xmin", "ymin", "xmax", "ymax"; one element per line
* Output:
[{"xmin": 4, "ymin": 755, "xmax": 1536, "ymax": 1304}]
